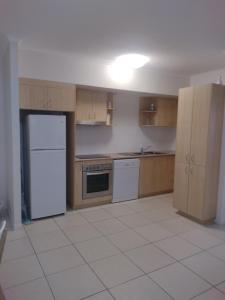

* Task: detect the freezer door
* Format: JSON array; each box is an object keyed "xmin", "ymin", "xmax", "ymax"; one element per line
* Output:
[
  {"xmin": 27, "ymin": 115, "xmax": 66, "ymax": 150},
  {"xmin": 29, "ymin": 150, "xmax": 66, "ymax": 219}
]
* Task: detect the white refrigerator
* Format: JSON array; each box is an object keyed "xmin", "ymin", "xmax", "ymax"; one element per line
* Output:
[{"xmin": 26, "ymin": 115, "xmax": 66, "ymax": 219}]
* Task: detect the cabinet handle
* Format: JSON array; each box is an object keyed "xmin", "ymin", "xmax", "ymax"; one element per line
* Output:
[
  {"xmin": 185, "ymin": 166, "xmax": 189, "ymax": 174},
  {"xmin": 190, "ymin": 154, "xmax": 195, "ymax": 163},
  {"xmin": 185, "ymin": 154, "xmax": 190, "ymax": 163},
  {"xmin": 189, "ymin": 167, "xmax": 193, "ymax": 175}
]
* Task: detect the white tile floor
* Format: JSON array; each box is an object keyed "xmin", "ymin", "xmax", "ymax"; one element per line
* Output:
[{"xmin": 1, "ymin": 194, "xmax": 225, "ymax": 299}]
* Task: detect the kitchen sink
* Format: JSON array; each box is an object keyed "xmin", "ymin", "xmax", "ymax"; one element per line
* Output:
[
  {"xmin": 119, "ymin": 151, "xmax": 168, "ymax": 156},
  {"xmin": 132, "ymin": 151, "xmax": 165, "ymax": 155}
]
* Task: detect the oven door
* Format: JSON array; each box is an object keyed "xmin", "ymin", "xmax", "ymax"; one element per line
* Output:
[{"xmin": 83, "ymin": 170, "xmax": 112, "ymax": 199}]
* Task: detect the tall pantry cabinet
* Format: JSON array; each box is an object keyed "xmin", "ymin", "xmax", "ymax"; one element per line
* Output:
[{"xmin": 173, "ymin": 84, "xmax": 225, "ymax": 223}]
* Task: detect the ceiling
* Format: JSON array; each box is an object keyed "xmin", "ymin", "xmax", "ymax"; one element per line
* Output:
[{"xmin": 1, "ymin": 0, "xmax": 225, "ymax": 75}]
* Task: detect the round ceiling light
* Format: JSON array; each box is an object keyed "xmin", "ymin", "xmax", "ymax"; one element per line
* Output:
[
  {"xmin": 115, "ymin": 53, "xmax": 150, "ymax": 69},
  {"xmin": 107, "ymin": 63, "xmax": 134, "ymax": 84}
]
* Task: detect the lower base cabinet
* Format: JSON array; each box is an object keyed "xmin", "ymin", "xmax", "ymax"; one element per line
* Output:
[{"xmin": 139, "ymin": 155, "xmax": 175, "ymax": 197}]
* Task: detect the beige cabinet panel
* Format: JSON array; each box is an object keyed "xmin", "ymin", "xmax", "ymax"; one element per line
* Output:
[
  {"xmin": 174, "ymin": 84, "xmax": 225, "ymax": 223},
  {"xmin": 76, "ymin": 89, "xmax": 93, "ymax": 121},
  {"xmin": 173, "ymin": 163, "xmax": 189, "ymax": 213},
  {"xmin": 139, "ymin": 155, "xmax": 175, "ymax": 197},
  {"xmin": 175, "ymin": 87, "xmax": 194, "ymax": 164},
  {"xmin": 139, "ymin": 157, "xmax": 158, "ymax": 197},
  {"xmin": 19, "ymin": 79, "xmax": 75, "ymax": 111},
  {"xmin": 154, "ymin": 98, "xmax": 178, "ymax": 127},
  {"xmin": 47, "ymin": 85, "xmax": 75, "ymax": 111},
  {"xmin": 20, "ymin": 83, "xmax": 48, "ymax": 110},
  {"xmin": 156, "ymin": 156, "xmax": 175, "ymax": 191},
  {"xmin": 93, "ymin": 91, "xmax": 107, "ymax": 122},
  {"xmin": 190, "ymin": 85, "xmax": 211, "ymax": 167},
  {"xmin": 76, "ymin": 89, "xmax": 109, "ymax": 124},
  {"xmin": 73, "ymin": 162, "xmax": 83, "ymax": 208},
  {"xmin": 188, "ymin": 165, "xmax": 205, "ymax": 220}
]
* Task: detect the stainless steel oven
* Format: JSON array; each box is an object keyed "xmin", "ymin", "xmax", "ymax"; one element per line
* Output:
[{"xmin": 82, "ymin": 163, "xmax": 113, "ymax": 199}]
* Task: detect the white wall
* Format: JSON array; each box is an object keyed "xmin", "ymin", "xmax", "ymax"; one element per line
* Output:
[
  {"xmin": 19, "ymin": 48, "xmax": 184, "ymax": 156},
  {"xmin": 0, "ymin": 52, "xmax": 7, "ymax": 216},
  {"xmin": 76, "ymin": 93, "xmax": 176, "ymax": 154},
  {"xmin": 19, "ymin": 48, "xmax": 189, "ymax": 96},
  {"xmin": 3, "ymin": 40, "xmax": 21, "ymax": 229},
  {"xmin": 190, "ymin": 68, "xmax": 225, "ymax": 86},
  {"xmin": 190, "ymin": 69, "xmax": 225, "ymax": 224}
]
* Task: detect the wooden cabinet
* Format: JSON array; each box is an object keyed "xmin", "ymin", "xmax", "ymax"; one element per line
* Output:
[
  {"xmin": 139, "ymin": 96, "xmax": 178, "ymax": 127},
  {"xmin": 73, "ymin": 161, "xmax": 83, "ymax": 208},
  {"xmin": 76, "ymin": 88, "xmax": 113, "ymax": 125},
  {"xmin": 173, "ymin": 84, "xmax": 225, "ymax": 223},
  {"xmin": 19, "ymin": 78, "xmax": 75, "ymax": 112},
  {"xmin": 139, "ymin": 155, "xmax": 175, "ymax": 197}
]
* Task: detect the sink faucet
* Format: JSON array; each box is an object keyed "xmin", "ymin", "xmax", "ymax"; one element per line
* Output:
[{"xmin": 140, "ymin": 145, "xmax": 152, "ymax": 154}]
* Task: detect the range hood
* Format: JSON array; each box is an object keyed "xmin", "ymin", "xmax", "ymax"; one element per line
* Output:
[{"xmin": 76, "ymin": 120, "xmax": 107, "ymax": 126}]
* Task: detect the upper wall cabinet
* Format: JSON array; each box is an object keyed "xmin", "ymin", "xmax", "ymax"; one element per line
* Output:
[
  {"xmin": 19, "ymin": 78, "xmax": 76, "ymax": 112},
  {"xmin": 76, "ymin": 88, "xmax": 113, "ymax": 126},
  {"xmin": 139, "ymin": 96, "xmax": 178, "ymax": 127}
]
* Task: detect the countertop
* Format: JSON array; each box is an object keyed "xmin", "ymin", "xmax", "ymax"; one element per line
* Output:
[{"xmin": 75, "ymin": 151, "xmax": 176, "ymax": 162}]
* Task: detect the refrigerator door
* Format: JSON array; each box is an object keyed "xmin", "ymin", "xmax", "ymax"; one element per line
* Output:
[
  {"xmin": 27, "ymin": 115, "xmax": 66, "ymax": 150},
  {"xmin": 29, "ymin": 149, "xmax": 66, "ymax": 219}
]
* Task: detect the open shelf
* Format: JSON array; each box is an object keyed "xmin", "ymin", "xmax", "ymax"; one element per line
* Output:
[{"xmin": 139, "ymin": 96, "xmax": 178, "ymax": 127}]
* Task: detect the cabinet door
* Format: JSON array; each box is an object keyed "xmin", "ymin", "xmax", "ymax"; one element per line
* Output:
[
  {"xmin": 73, "ymin": 162, "xmax": 83, "ymax": 208},
  {"xmin": 139, "ymin": 156, "xmax": 175, "ymax": 197},
  {"xmin": 175, "ymin": 87, "xmax": 194, "ymax": 164},
  {"xmin": 154, "ymin": 98, "xmax": 178, "ymax": 127},
  {"xmin": 76, "ymin": 90, "xmax": 93, "ymax": 122},
  {"xmin": 20, "ymin": 83, "xmax": 48, "ymax": 110},
  {"xmin": 156, "ymin": 156, "xmax": 175, "ymax": 192},
  {"xmin": 93, "ymin": 91, "xmax": 107, "ymax": 122},
  {"xmin": 190, "ymin": 86, "xmax": 211, "ymax": 167},
  {"xmin": 139, "ymin": 157, "xmax": 158, "ymax": 197},
  {"xmin": 187, "ymin": 165, "xmax": 206, "ymax": 220},
  {"xmin": 173, "ymin": 163, "xmax": 189, "ymax": 213},
  {"xmin": 47, "ymin": 85, "xmax": 75, "ymax": 111}
]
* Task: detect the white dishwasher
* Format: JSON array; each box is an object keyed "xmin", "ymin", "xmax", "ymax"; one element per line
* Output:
[{"xmin": 113, "ymin": 159, "xmax": 140, "ymax": 202}]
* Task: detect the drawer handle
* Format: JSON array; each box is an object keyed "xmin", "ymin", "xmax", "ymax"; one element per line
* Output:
[
  {"xmin": 186, "ymin": 154, "xmax": 190, "ymax": 163},
  {"xmin": 185, "ymin": 166, "xmax": 189, "ymax": 174}
]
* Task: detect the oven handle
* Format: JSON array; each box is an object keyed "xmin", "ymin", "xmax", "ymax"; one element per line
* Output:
[{"xmin": 86, "ymin": 171, "xmax": 111, "ymax": 176}]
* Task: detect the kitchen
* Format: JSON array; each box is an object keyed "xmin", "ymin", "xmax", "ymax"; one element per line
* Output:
[
  {"xmin": 1, "ymin": 1, "xmax": 225, "ymax": 300},
  {"xmin": 19, "ymin": 80, "xmax": 177, "ymax": 219}
]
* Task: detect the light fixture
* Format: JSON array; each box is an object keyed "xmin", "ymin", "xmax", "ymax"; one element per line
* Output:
[
  {"xmin": 115, "ymin": 53, "xmax": 150, "ymax": 69},
  {"xmin": 107, "ymin": 63, "xmax": 134, "ymax": 84},
  {"xmin": 107, "ymin": 53, "xmax": 150, "ymax": 83}
]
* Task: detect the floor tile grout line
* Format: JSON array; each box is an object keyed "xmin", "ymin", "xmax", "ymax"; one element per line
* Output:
[
  {"xmin": 85, "ymin": 223, "xmax": 177, "ymax": 299},
  {"xmin": 149, "ymin": 243, "xmax": 225, "ymax": 298},
  {"xmin": 21, "ymin": 205, "xmax": 222, "ymax": 296},
  {"xmin": 18, "ymin": 198, "xmax": 225, "ymax": 299},
  {"xmin": 71, "ymin": 240, "xmax": 117, "ymax": 300},
  {"xmin": 188, "ymin": 286, "xmax": 214, "ymax": 300},
  {"xmin": 214, "ymin": 283, "xmax": 225, "ymax": 295},
  {"xmin": 3, "ymin": 275, "xmax": 44, "ymax": 292},
  {"xmin": 150, "ymin": 241, "xmax": 217, "ymax": 287},
  {"xmin": 24, "ymin": 226, "xmax": 57, "ymax": 300},
  {"xmin": 177, "ymin": 232, "xmax": 225, "ymax": 251},
  {"xmin": 70, "ymin": 222, "xmax": 175, "ymax": 299}
]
